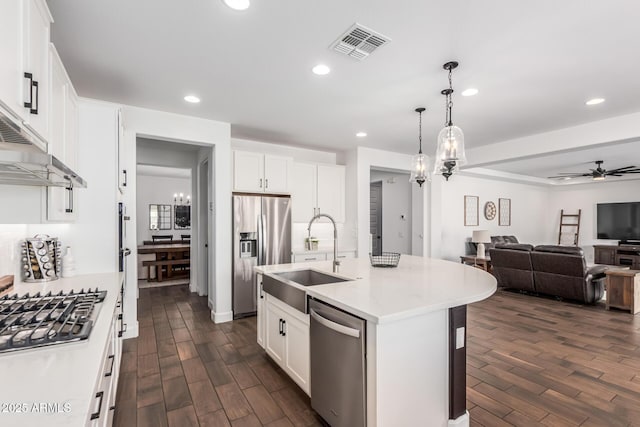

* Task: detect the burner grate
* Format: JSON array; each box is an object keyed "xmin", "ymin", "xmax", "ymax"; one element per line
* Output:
[{"xmin": 0, "ymin": 289, "xmax": 106, "ymax": 353}]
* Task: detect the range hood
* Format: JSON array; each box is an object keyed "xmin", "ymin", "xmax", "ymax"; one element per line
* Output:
[{"xmin": 0, "ymin": 101, "xmax": 87, "ymax": 188}]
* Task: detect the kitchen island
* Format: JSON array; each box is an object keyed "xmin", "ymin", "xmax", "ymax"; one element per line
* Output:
[
  {"xmin": 0, "ymin": 273, "xmax": 124, "ymax": 427},
  {"xmin": 255, "ymin": 255, "xmax": 496, "ymax": 427}
]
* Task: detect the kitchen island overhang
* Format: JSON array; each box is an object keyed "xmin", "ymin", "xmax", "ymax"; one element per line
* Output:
[{"xmin": 255, "ymin": 255, "xmax": 497, "ymax": 427}]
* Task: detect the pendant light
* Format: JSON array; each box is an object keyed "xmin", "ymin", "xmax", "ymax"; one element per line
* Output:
[
  {"xmin": 409, "ymin": 107, "xmax": 429, "ymax": 187},
  {"xmin": 433, "ymin": 61, "xmax": 467, "ymax": 181}
]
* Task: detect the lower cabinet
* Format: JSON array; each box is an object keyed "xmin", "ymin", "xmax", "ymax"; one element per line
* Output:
[
  {"xmin": 87, "ymin": 285, "xmax": 124, "ymax": 426},
  {"xmin": 262, "ymin": 293, "xmax": 310, "ymax": 395},
  {"xmin": 257, "ymin": 274, "xmax": 265, "ymax": 348}
]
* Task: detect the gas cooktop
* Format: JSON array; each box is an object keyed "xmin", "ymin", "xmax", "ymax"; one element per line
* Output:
[{"xmin": 0, "ymin": 289, "xmax": 106, "ymax": 353}]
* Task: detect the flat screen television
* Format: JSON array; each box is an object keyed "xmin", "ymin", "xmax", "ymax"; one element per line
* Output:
[{"xmin": 597, "ymin": 202, "xmax": 640, "ymax": 242}]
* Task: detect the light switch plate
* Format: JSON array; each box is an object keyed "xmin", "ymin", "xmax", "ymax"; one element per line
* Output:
[{"xmin": 455, "ymin": 327, "xmax": 465, "ymax": 349}]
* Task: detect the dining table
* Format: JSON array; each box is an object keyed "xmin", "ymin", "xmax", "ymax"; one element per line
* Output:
[{"xmin": 137, "ymin": 243, "xmax": 190, "ymax": 282}]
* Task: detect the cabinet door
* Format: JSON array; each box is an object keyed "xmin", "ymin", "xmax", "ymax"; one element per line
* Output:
[
  {"xmin": 22, "ymin": 0, "xmax": 51, "ymax": 140},
  {"xmin": 291, "ymin": 163, "xmax": 317, "ymax": 222},
  {"xmin": 233, "ymin": 151, "xmax": 265, "ymax": 193},
  {"xmin": 265, "ymin": 299, "xmax": 285, "ymax": 366},
  {"xmin": 283, "ymin": 314, "xmax": 310, "ymax": 394},
  {"xmin": 48, "ymin": 45, "xmax": 66, "ymax": 160},
  {"xmin": 264, "ymin": 155, "xmax": 291, "ymax": 193},
  {"xmin": 292, "ymin": 253, "xmax": 326, "ymax": 263},
  {"xmin": 0, "ymin": 0, "xmax": 24, "ymax": 120},
  {"xmin": 317, "ymin": 164, "xmax": 345, "ymax": 223},
  {"xmin": 117, "ymin": 109, "xmax": 127, "ymax": 193},
  {"xmin": 256, "ymin": 275, "xmax": 265, "ymax": 349}
]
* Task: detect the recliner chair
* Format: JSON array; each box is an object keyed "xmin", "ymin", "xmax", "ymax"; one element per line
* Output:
[
  {"xmin": 489, "ymin": 243, "xmax": 535, "ymax": 292},
  {"xmin": 530, "ymin": 245, "xmax": 606, "ymax": 304}
]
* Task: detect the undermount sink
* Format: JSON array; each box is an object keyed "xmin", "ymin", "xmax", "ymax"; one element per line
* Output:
[
  {"xmin": 262, "ymin": 269, "xmax": 351, "ymax": 313},
  {"xmin": 274, "ymin": 269, "xmax": 349, "ymax": 287}
]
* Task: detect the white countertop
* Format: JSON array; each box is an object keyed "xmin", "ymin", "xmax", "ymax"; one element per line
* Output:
[
  {"xmin": 0, "ymin": 272, "xmax": 124, "ymax": 427},
  {"xmin": 256, "ymin": 255, "xmax": 496, "ymax": 324}
]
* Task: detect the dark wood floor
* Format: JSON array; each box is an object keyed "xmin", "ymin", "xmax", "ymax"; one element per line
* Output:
[
  {"xmin": 114, "ymin": 285, "xmax": 323, "ymax": 427},
  {"xmin": 467, "ymin": 290, "xmax": 640, "ymax": 427},
  {"xmin": 115, "ymin": 286, "xmax": 640, "ymax": 427}
]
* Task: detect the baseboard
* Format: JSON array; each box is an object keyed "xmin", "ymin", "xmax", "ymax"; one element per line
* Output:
[
  {"xmin": 211, "ymin": 309, "xmax": 233, "ymax": 324},
  {"xmin": 448, "ymin": 411, "xmax": 469, "ymax": 427},
  {"xmin": 122, "ymin": 320, "xmax": 139, "ymax": 339}
]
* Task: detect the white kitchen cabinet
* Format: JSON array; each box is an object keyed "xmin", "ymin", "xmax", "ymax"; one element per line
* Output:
[
  {"xmin": 257, "ymin": 274, "xmax": 265, "ymax": 348},
  {"xmin": 233, "ymin": 150, "xmax": 292, "ymax": 194},
  {"xmin": 0, "ymin": 0, "xmax": 52, "ymax": 143},
  {"xmin": 291, "ymin": 162, "xmax": 345, "ymax": 223},
  {"xmin": 265, "ymin": 298, "xmax": 286, "ymax": 365},
  {"xmin": 263, "ymin": 294, "xmax": 310, "ymax": 394},
  {"xmin": 47, "ymin": 44, "xmax": 79, "ymax": 222},
  {"xmin": 292, "ymin": 253, "xmax": 327, "ymax": 262},
  {"xmin": 116, "ymin": 109, "xmax": 127, "ymax": 193}
]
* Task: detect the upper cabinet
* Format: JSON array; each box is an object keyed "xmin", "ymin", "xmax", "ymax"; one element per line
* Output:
[
  {"xmin": 233, "ymin": 151, "xmax": 292, "ymax": 194},
  {"xmin": 291, "ymin": 163, "xmax": 345, "ymax": 223},
  {"xmin": 47, "ymin": 44, "xmax": 79, "ymax": 222},
  {"xmin": 0, "ymin": 0, "xmax": 52, "ymax": 142}
]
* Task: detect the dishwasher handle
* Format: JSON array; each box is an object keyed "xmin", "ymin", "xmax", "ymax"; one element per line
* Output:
[{"xmin": 310, "ymin": 308, "xmax": 361, "ymax": 338}]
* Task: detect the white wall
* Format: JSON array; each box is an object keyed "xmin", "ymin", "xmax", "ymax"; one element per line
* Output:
[
  {"xmin": 121, "ymin": 104, "xmax": 232, "ymax": 323},
  {"xmin": 136, "ymin": 174, "xmax": 191, "ymax": 243},
  {"xmin": 435, "ymin": 173, "xmax": 551, "ymax": 261},
  {"xmin": 547, "ymin": 179, "xmax": 640, "ymax": 262},
  {"xmin": 370, "ymin": 170, "xmax": 412, "ymax": 255}
]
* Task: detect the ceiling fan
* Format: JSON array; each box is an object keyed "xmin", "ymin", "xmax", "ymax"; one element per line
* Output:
[{"xmin": 548, "ymin": 160, "xmax": 640, "ymax": 181}]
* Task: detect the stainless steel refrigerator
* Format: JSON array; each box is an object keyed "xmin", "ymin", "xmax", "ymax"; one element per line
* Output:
[{"xmin": 233, "ymin": 194, "xmax": 291, "ymax": 318}]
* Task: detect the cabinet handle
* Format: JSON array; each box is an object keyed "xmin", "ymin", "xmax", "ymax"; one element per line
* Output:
[
  {"xmin": 65, "ymin": 183, "xmax": 73, "ymax": 213},
  {"xmin": 105, "ymin": 354, "xmax": 115, "ymax": 377},
  {"xmin": 282, "ymin": 319, "xmax": 286, "ymax": 336},
  {"xmin": 31, "ymin": 80, "xmax": 39, "ymax": 115},
  {"xmin": 278, "ymin": 319, "xmax": 282, "ymax": 335},
  {"xmin": 123, "ymin": 169, "xmax": 127, "ymax": 187},
  {"xmin": 265, "ymin": 179, "xmax": 268, "ymax": 188},
  {"xmin": 259, "ymin": 178, "xmax": 263, "ymax": 188},
  {"xmin": 90, "ymin": 391, "xmax": 104, "ymax": 420},
  {"xmin": 304, "ymin": 258, "xmax": 316, "ymax": 261},
  {"xmin": 23, "ymin": 73, "xmax": 33, "ymax": 109}
]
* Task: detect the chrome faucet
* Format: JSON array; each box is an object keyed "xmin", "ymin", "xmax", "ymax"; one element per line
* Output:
[{"xmin": 307, "ymin": 213, "xmax": 340, "ymax": 273}]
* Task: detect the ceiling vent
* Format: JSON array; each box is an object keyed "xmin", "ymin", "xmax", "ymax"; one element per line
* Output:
[{"xmin": 330, "ymin": 23, "xmax": 390, "ymax": 61}]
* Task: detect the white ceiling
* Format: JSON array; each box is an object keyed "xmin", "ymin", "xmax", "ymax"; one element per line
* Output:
[
  {"xmin": 472, "ymin": 140, "xmax": 640, "ymax": 184},
  {"xmin": 47, "ymin": 0, "xmax": 640, "ymax": 160}
]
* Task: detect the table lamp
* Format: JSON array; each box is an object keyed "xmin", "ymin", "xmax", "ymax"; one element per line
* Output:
[{"xmin": 472, "ymin": 230, "xmax": 491, "ymax": 258}]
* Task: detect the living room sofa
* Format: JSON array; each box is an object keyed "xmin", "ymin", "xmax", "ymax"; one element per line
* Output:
[
  {"xmin": 467, "ymin": 235, "xmax": 519, "ymax": 255},
  {"xmin": 489, "ymin": 244, "xmax": 607, "ymax": 304}
]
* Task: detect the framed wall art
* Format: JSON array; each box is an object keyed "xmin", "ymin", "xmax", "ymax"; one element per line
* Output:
[
  {"xmin": 499, "ymin": 198, "xmax": 511, "ymax": 226},
  {"xmin": 464, "ymin": 195, "xmax": 479, "ymax": 226}
]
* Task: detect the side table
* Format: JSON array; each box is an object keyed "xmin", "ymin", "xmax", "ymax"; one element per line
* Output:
[
  {"xmin": 605, "ymin": 269, "xmax": 640, "ymax": 314},
  {"xmin": 460, "ymin": 255, "xmax": 492, "ymax": 273}
]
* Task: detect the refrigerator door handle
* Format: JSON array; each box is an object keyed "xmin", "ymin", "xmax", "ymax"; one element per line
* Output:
[
  {"xmin": 260, "ymin": 214, "xmax": 267, "ymax": 265},
  {"xmin": 257, "ymin": 214, "xmax": 263, "ymax": 266}
]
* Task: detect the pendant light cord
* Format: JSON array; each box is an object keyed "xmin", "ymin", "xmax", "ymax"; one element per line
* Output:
[
  {"xmin": 418, "ymin": 109, "xmax": 423, "ymax": 154},
  {"xmin": 446, "ymin": 67, "xmax": 453, "ymax": 127}
]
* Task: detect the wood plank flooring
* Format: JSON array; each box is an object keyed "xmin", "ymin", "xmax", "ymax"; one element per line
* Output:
[
  {"xmin": 114, "ymin": 285, "xmax": 323, "ymax": 427},
  {"xmin": 115, "ymin": 285, "xmax": 640, "ymax": 426}
]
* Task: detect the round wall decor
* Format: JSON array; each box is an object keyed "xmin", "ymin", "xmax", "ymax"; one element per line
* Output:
[{"xmin": 484, "ymin": 201, "xmax": 497, "ymax": 220}]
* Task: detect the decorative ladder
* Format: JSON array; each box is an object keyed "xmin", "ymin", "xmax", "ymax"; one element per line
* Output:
[{"xmin": 558, "ymin": 209, "xmax": 582, "ymax": 245}]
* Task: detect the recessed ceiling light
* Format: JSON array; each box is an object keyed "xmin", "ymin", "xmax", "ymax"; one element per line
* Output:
[
  {"xmin": 461, "ymin": 88, "xmax": 478, "ymax": 97},
  {"xmin": 356, "ymin": 132, "xmax": 367, "ymax": 137},
  {"xmin": 585, "ymin": 98, "xmax": 605, "ymax": 106},
  {"xmin": 223, "ymin": 0, "xmax": 250, "ymax": 10},
  {"xmin": 184, "ymin": 95, "xmax": 200, "ymax": 103},
  {"xmin": 312, "ymin": 64, "xmax": 331, "ymax": 76}
]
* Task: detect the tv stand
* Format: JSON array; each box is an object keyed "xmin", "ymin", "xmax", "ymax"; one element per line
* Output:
[{"xmin": 594, "ymin": 244, "xmax": 640, "ymax": 269}]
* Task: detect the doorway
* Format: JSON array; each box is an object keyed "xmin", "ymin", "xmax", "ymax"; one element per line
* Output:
[
  {"xmin": 370, "ymin": 181, "xmax": 382, "ymax": 255},
  {"xmin": 369, "ymin": 168, "xmax": 423, "ymax": 255},
  {"xmin": 198, "ymin": 158, "xmax": 209, "ymax": 298}
]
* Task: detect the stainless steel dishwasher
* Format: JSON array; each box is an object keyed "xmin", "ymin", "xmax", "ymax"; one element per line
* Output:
[{"xmin": 309, "ymin": 298, "xmax": 366, "ymax": 427}]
